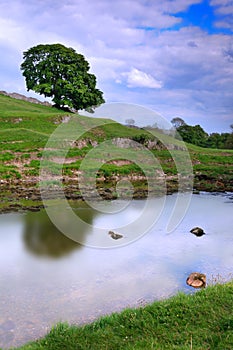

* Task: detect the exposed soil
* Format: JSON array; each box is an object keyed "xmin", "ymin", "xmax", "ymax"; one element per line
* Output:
[{"xmin": 0, "ymin": 172, "xmax": 232, "ymax": 214}]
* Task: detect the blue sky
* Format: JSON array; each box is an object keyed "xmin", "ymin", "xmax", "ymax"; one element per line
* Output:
[{"xmin": 0, "ymin": 0, "xmax": 233, "ymax": 132}]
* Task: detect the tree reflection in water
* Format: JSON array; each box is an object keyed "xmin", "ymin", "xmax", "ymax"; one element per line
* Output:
[{"xmin": 23, "ymin": 204, "xmax": 95, "ymax": 258}]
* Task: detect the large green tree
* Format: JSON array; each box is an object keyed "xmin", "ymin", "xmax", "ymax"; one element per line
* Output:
[{"xmin": 20, "ymin": 43, "xmax": 105, "ymax": 111}]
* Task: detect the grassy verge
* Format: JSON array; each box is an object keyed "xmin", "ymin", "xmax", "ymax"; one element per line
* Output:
[{"xmin": 15, "ymin": 281, "xmax": 233, "ymax": 350}]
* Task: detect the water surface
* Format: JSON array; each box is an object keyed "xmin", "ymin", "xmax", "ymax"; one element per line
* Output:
[{"xmin": 0, "ymin": 193, "xmax": 232, "ymax": 348}]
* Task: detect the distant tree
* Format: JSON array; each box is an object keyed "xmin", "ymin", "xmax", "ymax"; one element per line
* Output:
[
  {"xmin": 174, "ymin": 120, "xmax": 233, "ymax": 149},
  {"xmin": 222, "ymin": 123, "xmax": 233, "ymax": 149},
  {"xmin": 177, "ymin": 124, "xmax": 208, "ymax": 147},
  {"xmin": 176, "ymin": 124, "xmax": 194, "ymax": 143},
  {"xmin": 206, "ymin": 133, "xmax": 222, "ymax": 148},
  {"xmin": 192, "ymin": 125, "xmax": 209, "ymax": 147},
  {"xmin": 125, "ymin": 118, "xmax": 135, "ymax": 126},
  {"xmin": 20, "ymin": 43, "xmax": 105, "ymax": 111},
  {"xmin": 146, "ymin": 122, "xmax": 160, "ymax": 129},
  {"xmin": 171, "ymin": 117, "xmax": 186, "ymax": 129},
  {"xmin": 225, "ymin": 133, "xmax": 233, "ymax": 149},
  {"xmin": 206, "ymin": 132, "xmax": 233, "ymax": 149},
  {"xmin": 151, "ymin": 122, "xmax": 159, "ymax": 129}
]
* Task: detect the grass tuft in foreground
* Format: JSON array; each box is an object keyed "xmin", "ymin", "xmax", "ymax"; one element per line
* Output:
[{"xmin": 16, "ymin": 281, "xmax": 233, "ymax": 350}]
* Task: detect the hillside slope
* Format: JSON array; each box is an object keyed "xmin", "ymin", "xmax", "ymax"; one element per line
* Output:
[{"xmin": 0, "ymin": 93, "xmax": 232, "ymax": 211}]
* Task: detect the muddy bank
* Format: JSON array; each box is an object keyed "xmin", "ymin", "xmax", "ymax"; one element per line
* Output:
[
  {"xmin": 0, "ymin": 179, "xmax": 167, "ymax": 213},
  {"xmin": 0, "ymin": 173, "xmax": 232, "ymax": 214}
]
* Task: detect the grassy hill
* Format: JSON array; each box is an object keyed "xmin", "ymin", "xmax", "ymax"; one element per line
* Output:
[{"xmin": 0, "ymin": 92, "xmax": 232, "ymax": 208}]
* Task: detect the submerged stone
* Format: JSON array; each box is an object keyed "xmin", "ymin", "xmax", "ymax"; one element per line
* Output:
[{"xmin": 108, "ymin": 231, "xmax": 123, "ymax": 240}]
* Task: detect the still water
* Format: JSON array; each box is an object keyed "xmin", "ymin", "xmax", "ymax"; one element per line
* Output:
[{"xmin": 0, "ymin": 193, "xmax": 232, "ymax": 348}]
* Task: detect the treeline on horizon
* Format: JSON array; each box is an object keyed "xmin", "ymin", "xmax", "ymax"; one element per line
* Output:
[
  {"xmin": 171, "ymin": 117, "xmax": 233, "ymax": 149},
  {"xmin": 128, "ymin": 117, "xmax": 233, "ymax": 149}
]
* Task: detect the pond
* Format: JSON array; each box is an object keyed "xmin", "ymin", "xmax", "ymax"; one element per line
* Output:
[{"xmin": 0, "ymin": 192, "xmax": 232, "ymax": 349}]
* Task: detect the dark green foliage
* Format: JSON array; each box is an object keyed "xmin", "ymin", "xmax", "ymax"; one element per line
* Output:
[
  {"xmin": 207, "ymin": 132, "xmax": 233, "ymax": 149},
  {"xmin": 206, "ymin": 132, "xmax": 227, "ymax": 149},
  {"xmin": 225, "ymin": 133, "xmax": 233, "ymax": 149},
  {"xmin": 176, "ymin": 124, "xmax": 208, "ymax": 147},
  {"xmin": 176, "ymin": 123, "xmax": 233, "ymax": 149},
  {"xmin": 20, "ymin": 43, "xmax": 105, "ymax": 111}
]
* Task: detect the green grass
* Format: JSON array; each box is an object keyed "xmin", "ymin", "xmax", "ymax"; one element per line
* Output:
[
  {"xmin": 187, "ymin": 145, "xmax": 233, "ymax": 183},
  {"xmin": 0, "ymin": 151, "xmax": 15, "ymax": 162},
  {"xmin": 0, "ymin": 93, "xmax": 232, "ymax": 187},
  {"xmin": 0, "ymin": 93, "xmax": 64, "ymax": 116},
  {"xmin": 15, "ymin": 281, "xmax": 233, "ymax": 350},
  {"xmin": 0, "ymin": 164, "xmax": 21, "ymax": 179}
]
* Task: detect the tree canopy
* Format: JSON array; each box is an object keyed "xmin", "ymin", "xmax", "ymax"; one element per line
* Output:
[
  {"xmin": 174, "ymin": 120, "xmax": 233, "ymax": 149},
  {"xmin": 20, "ymin": 43, "xmax": 105, "ymax": 111},
  {"xmin": 171, "ymin": 117, "xmax": 186, "ymax": 129},
  {"xmin": 176, "ymin": 124, "xmax": 208, "ymax": 147},
  {"xmin": 125, "ymin": 118, "xmax": 135, "ymax": 126}
]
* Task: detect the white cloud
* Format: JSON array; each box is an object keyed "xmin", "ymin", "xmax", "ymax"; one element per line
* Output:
[
  {"xmin": 215, "ymin": 21, "xmax": 233, "ymax": 30},
  {"xmin": 89, "ymin": 56, "xmax": 125, "ymax": 80},
  {"xmin": 210, "ymin": 0, "xmax": 233, "ymax": 6},
  {"xmin": 123, "ymin": 68, "xmax": 163, "ymax": 89},
  {"xmin": 216, "ymin": 4, "xmax": 233, "ymax": 14},
  {"xmin": 210, "ymin": 0, "xmax": 233, "ymax": 30},
  {"xmin": 0, "ymin": 0, "xmax": 232, "ymax": 132},
  {"xmin": 158, "ymin": 0, "xmax": 202, "ymax": 13}
]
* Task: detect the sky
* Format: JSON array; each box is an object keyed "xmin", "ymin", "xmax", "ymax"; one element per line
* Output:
[{"xmin": 0, "ymin": 0, "xmax": 233, "ymax": 133}]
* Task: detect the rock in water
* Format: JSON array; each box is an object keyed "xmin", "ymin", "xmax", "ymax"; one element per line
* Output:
[
  {"xmin": 108, "ymin": 231, "xmax": 123, "ymax": 240},
  {"xmin": 190, "ymin": 227, "xmax": 205, "ymax": 237},
  {"xmin": 186, "ymin": 272, "xmax": 206, "ymax": 288}
]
